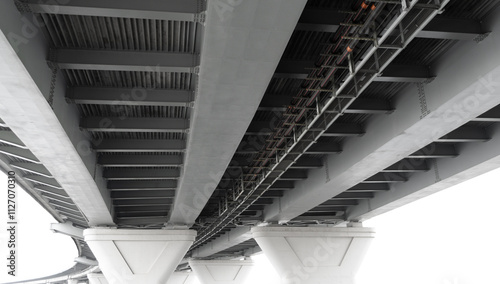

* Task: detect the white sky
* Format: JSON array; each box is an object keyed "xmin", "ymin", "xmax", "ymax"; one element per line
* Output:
[{"xmin": 1, "ymin": 167, "xmax": 500, "ymax": 284}]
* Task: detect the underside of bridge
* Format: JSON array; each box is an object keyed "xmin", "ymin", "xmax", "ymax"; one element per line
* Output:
[{"xmin": 1, "ymin": 0, "xmax": 500, "ymax": 283}]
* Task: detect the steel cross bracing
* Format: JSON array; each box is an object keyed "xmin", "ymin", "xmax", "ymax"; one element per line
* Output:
[{"xmin": 190, "ymin": 0, "xmax": 449, "ymax": 250}]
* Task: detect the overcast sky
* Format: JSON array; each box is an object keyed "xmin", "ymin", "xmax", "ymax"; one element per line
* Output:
[{"xmin": 1, "ymin": 167, "xmax": 499, "ymax": 284}]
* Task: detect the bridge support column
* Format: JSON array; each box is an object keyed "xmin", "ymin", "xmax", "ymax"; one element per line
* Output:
[
  {"xmin": 87, "ymin": 273, "xmax": 109, "ymax": 284},
  {"xmin": 83, "ymin": 229, "xmax": 196, "ymax": 284},
  {"xmin": 166, "ymin": 271, "xmax": 197, "ymax": 284},
  {"xmin": 252, "ymin": 226, "xmax": 375, "ymax": 284},
  {"xmin": 189, "ymin": 260, "xmax": 254, "ymax": 284}
]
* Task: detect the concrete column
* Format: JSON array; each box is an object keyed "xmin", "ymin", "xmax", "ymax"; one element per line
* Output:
[
  {"xmin": 189, "ymin": 260, "xmax": 254, "ymax": 284},
  {"xmin": 166, "ymin": 271, "xmax": 197, "ymax": 284},
  {"xmin": 88, "ymin": 273, "xmax": 109, "ymax": 284},
  {"xmin": 252, "ymin": 226, "xmax": 375, "ymax": 284},
  {"xmin": 83, "ymin": 229, "xmax": 196, "ymax": 284}
]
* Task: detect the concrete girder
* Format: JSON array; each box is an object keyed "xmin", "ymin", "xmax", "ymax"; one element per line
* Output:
[
  {"xmin": 80, "ymin": 117, "xmax": 189, "ymax": 132},
  {"xmin": 93, "ymin": 139, "xmax": 186, "ymax": 152},
  {"xmin": 49, "ymin": 48, "xmax": 199, "ymax": 73},
  {"xmin": 347, "ymin": 122, "xmax": 500, "ymax": 221},
  {"xmin": 168, "ymin": 0, "xmax": 309, "ymax": 226},
  {"xmin": 262, "ymin": 7, "xmax": 500, "ymax": 222},
  {"xmin": 0, "ymin": 0, "xmax": 113, "ymax": 225},
  {"xmin": 191, "ymin": 226, "xmax": 253, "ymax": 258},
  {"xmin": 98, "ymin": 154, "xmax": 183, "ymax": 167},
  {"xmin": 15, "ymin": 0, "xmax": 206, "ymax": 21},
  {"xmin": 67, "ymin": 87, "xmax": 194, "ymax": 107}
]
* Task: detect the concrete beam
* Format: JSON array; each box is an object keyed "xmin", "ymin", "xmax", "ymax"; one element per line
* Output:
[
  {"xmin": 81, "ymin": 117, "xmax": 189, "ymax": 132},
  {"xmin": 16, "ymin": 0, "xmax": 206, "ymax": 21},
  {"xmin": 168, "ymin": 0, "xmax": 309, "ymax": 225},
  {"xmin": 49, "ymin": 48, "xmax": 199, "ymax": 73},
  {"xmin": 93, "ymin": 139, "xmax": 185, "ymax": 152},
  {"xmin": 98, "ymin": 154, "xmax": 183, "ymax": 167},
  {"xmin": 348, "ymin": 122, "xmax": 500, "ymax": 221},
  {"xmin": 191, "ymin": 226, "xmax": 253, "ymax": 258},
  {"xmin": 67, "ymin": 87, "xmax": 193, "ymax": 107},
  {"xmin": 263, "ymin": 8, "xmax": 500, "ymax": 222},
  {"xmin": 0, "ymin": 0, "xmax": 113, "ymax": 225}
]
